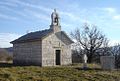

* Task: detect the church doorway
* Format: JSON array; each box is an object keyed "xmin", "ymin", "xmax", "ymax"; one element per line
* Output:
[{"xmin": 56, "ymin": 50, "xmax": 61, "ymax": 65}]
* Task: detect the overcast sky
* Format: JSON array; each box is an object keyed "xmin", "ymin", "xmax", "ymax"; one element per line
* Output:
[{"xmin": 0, "ymin": 0, "xmax": 120, "ymax": 47}]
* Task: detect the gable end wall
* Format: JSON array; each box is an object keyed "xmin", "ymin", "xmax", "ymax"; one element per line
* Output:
[{"xmin": 42, "ymin": 33, "xmax": 72, "ymax": 66}]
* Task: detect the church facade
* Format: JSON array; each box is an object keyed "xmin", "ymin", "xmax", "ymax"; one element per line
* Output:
[{"xmin": 11, "ymin": 9, "xmax": 73, "ymax": 66}]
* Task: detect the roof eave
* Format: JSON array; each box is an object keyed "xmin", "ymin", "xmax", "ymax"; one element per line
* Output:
[{"xmin": 10, "ymin": 38, "xmax": 42, "ymax": 44}]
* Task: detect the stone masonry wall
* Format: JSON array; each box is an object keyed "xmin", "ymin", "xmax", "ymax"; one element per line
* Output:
[
  {"xmin": 42, "ymin": 32, "xmax": 72, "ymax": 66},
  {"xmin": 42, "ymin": 33, "xmax": 58, "ymax": 66},
  {"xmin": 13, "ymin": 41, "xmax": 42, "ymax": 66},
  {"xmin": 61, "ymin": 45, "xmax": 72, "ymax": 65}
]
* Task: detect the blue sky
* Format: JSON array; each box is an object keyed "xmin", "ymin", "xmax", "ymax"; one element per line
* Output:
[{"xmin": 0, "ymin": 0, "xmax": 120, "ymax": 47}]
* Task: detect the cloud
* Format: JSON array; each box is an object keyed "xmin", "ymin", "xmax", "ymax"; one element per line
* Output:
[
  {"xmin": 22, "ymin": 9, "xmax": 50, "ymax": 21},
  {"xmin": 0, "ymin": 0, "xmax": 89, "ymax": 24},
  {"xmin": 9, "ymin": 0, "xmax": 52, "ymax": 12},
  {"xmin": 113, "ymin": 15, "xmax": 120, "ymax": 20},
  {"xmin": 62, "ymin": 23, "xmax": 72, "ymax": 27},
  {"xmin": 0, "ymin": 5, "xmax": 28, "ymax": 18},
  {"xmin": 0, "ymin": 33, "xmax": 21, "ymax": 48},
  {"xmin": 0, "ymin": 1, "xmax": 18, "ymax": 7},
  {"xmin": 60, "ymin": 11, "xmax": 80, "ymax": 21},
  {"xmin": 103, "ymin": 7, "xmax": 116, "ymax": 14},
  {"xmin": 0, "ymin": 13, "xmax": 18, "ymax": 20},
  {"xmin": 99, "ymin": 7, "xmax": 120, "ymax": 20},
  {"xmin": 0, "ymin": 0, "xmax": 52, "ymax": 21},
  {"xmin": 109, "ymin": 40, "xmax": 120, "ymax": 46}
]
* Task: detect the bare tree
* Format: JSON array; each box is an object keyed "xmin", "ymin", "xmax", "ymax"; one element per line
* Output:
[
  {"xmin": 100, "ymin": 38, "xmax": 111, "ymax": 56},
  {"xmin": 71, "ymin": 23, "xmax": 106, "ymax": 63},
  {"xmin": 110, "ymin": 44, "xmax": 120, "ymax": 68},
  {"xmin": 71, "ymin": 42, "xmax": 84, "ymax": 63}
]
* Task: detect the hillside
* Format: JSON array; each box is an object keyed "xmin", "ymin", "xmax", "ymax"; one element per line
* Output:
[
  {"xmin": 0, "ymin": 47, "xmax": 13, "ymax": 62},
  {"xmin": 0, "ymin": 64, "xmax": 119, "ymax": 81},
  {"xmin": 5, "ymin": 47, "xmax": 13, "ymax": 56}
]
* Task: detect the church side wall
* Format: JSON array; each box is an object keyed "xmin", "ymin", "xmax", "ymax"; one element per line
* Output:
[{"xmin": 13, "ymin": 41, "xmax": 42, "ymax": 66}]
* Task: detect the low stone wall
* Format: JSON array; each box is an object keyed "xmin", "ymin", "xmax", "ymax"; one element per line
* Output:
[{"xmin": 100, "ymin": 56, "xmax": 115, "ymax": 70}]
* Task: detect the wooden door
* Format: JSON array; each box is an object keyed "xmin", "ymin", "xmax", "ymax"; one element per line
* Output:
[{"xmin": 56, "ymin": 50, "xmax": 61, "ymax": 65}]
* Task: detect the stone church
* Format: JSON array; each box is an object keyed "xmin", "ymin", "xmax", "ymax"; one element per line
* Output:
[{"xmin": 11, "ymin": 9, "xmax": 73, "ymax": 66}]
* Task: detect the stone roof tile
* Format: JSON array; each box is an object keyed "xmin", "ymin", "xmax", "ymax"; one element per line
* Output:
[{"xmin": 10, "ymin": 29, "xmax": 53, "ymax": 44}]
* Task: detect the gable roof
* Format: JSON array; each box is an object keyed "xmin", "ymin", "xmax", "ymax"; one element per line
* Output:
[
  {"xmin": 55, "ymin": 31, "xmax": 74, "ymax": 45},
  {"xmin": 10, "ymin": 29, "xmax": 74, "ymax": 45},
  {"xmin": 10, "ymin": 29, "xmax": 53, "ymax": 44}
]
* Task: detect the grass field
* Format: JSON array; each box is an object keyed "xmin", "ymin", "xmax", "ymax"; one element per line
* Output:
[{"xmin": 0, "ymin": 63, "xmax": 120, "ymax": 81}]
